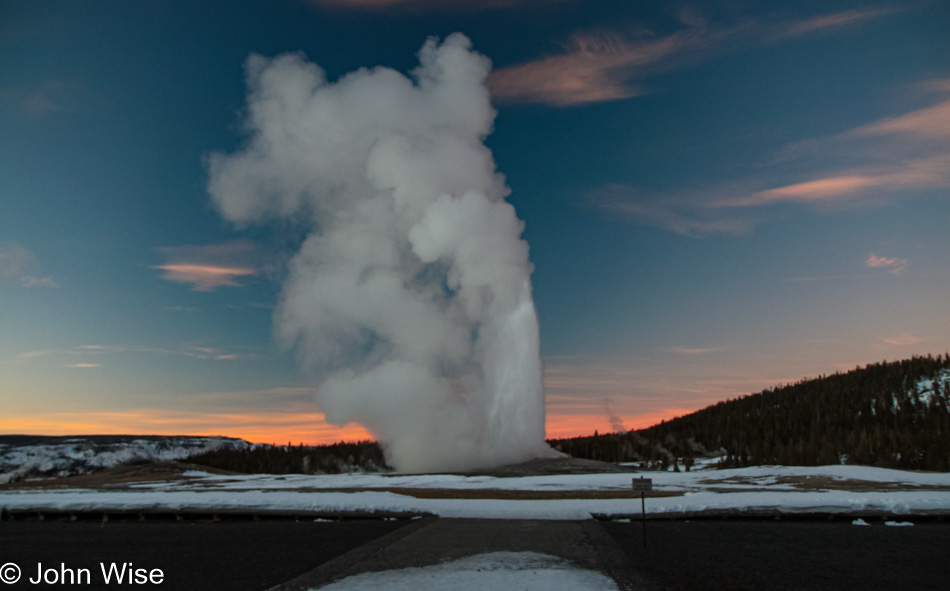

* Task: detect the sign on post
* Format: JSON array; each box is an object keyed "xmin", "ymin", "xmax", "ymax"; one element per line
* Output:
[
  {"xmin": 632, "ymin": 477, "xmax": 652, "ymax": 548},
  {"xmin": 631, "ymin": 477, "xmax": 653, "ymax": 492}
]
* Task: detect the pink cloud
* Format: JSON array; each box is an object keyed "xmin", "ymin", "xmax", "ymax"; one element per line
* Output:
[
  {"xmin": 154, "ymin": 263, "xmax": 256, "ymax": 291},
  {"xmin": 865, "ymin": 253, "xmax": 908, "ymax": 275},
  {"xmin": 592, "ymin": 153, "xmax": 950, "ymax": 233},
  {"xmin": 489, "ymin": 18, "xmax": 747, "ymax": 108},
  {"xmin": 184, "ymin": 345, "xmax": 242, "ymax": 360},
  {"xmin": 755, "ymin": 176, "xmax": 878, "ymax": 201},
  {"xmin": 154, "ymin": 240, "xmax": 266, "ymax": 291},
  {"xmin": 726, "ymin": 93, "xmax": 950, "ymax": 208},
  {"xmin": 850, "ymin": 98, "xmax": 950, "ymax": 139},
  {"xmin": 716, "ymin": 153, "xmax": 950, "ymax": 208},
  {"xmin": 488, "ymin": 32, "xmax": 684, "ymax": 106},
  {"xmin": 488, "ymin": 9, "xmax": 893, "ymax": 107},
  {"xmin": 718, "ymin": 175, "xmax": 880, "ymax": 207}
]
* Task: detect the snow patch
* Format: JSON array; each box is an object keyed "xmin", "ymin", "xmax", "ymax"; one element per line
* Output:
[
  {"xmin": 309, "ymin": 552, "xmax": 619, "ymax": 591},
  {"xmin": 914, "ymin": 369, "xmax": 950, "ymax": 409},
  {"xmin": 0, "ymin": 436, "xmax": 250, "ymax": 483}
]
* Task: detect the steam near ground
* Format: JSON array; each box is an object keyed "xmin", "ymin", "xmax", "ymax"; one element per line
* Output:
[{"xmin": 207, "ymin": 34, "xmax": 554, "ymax": 473}]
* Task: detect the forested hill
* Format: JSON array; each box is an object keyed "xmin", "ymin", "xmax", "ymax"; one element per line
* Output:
[{"xmin": 550, "ymin": 355, "xmax": 950, "ymax": 472}]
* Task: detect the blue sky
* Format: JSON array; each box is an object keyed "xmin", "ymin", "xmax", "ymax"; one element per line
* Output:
[{"xmin": 2, "ymin": 0, "xmax": 948, "ymax": 443}]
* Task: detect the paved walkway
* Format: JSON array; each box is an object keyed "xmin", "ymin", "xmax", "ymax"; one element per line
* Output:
[{"xmin": 271, "ymin": 517, "xmax": 650, "ymax": 591}]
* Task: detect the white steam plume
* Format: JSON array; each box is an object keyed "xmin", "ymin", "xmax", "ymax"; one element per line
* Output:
[
  {"xmin": 207, "ymin": 34, "xmax": 556, "ymax": 472},
  {"xmin": 604, "ymin": 398, "xmax": 627, "ymax": 434}
]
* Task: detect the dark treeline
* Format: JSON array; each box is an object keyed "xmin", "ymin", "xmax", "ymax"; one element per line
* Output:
[
  {"xmin": 550, "ymin": 354, "xmax": 950, "ymax": 471},
  {"xmin": 187, "ymin": 355, "xmax": 949, "ymax": 474},
  {"xmin": 188, "ymin": 440, "xmax": 389, "ymax": 474}
]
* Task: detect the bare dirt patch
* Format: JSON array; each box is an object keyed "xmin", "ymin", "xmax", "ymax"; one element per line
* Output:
[
  {"xmin": 775, "ymin": 474, "xmax": 950, "ymax": 492},
  {"xmin": 697, "ymin": 474, "xmax": 950, "ymax": 492},
  {"xmin": 285, "ymin": 487, "xmax": 684, "ymax": 500}
]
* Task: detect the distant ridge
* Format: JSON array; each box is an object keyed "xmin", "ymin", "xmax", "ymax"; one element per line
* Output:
[
  {"xmin": 0, "ymin": 434, "xmax": 246, "ymax": 446},
  {"xmin": 0, "ymin": 435, "xmax": 250, "ymax": 483},
  {"xmin": 550, "ymin": 354, "xmax": 950, "ymax": 472}
]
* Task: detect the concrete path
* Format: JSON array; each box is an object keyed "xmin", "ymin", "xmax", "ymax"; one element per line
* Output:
[{"xmin": 271, "ymin": 517, "xmax": 651, "ymax": 591}]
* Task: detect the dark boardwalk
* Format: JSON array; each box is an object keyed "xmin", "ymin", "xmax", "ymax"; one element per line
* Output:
[
  {"xmin": 3, "ymin": 516, "xmax": 949, "ymax": 590},
  {"xmin": 603, "ymin": 519, "xmax": 950, "ymax": 590},
  {"xmin": 0, "ymin": 519, "xmax": 406, "ymax": 591}
]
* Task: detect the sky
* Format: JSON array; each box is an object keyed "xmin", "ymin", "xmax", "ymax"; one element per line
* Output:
[{"xmin": 1, "ymin": 0, "xmax": 948, "ymax": 445}]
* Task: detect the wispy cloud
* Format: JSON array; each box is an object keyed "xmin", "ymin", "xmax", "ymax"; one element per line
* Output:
[
  {"xmin": 1, "ymin": 243, "xmax": 37, "ymax": 283},
  {"xmin": 184, "ymin": 345, "xmax": 242, "ymax": 361},
  {"xmin": 718, "ymin": 93, "xmax": 950, "ymax": 208},
  {"xmin": 670, "ymin": 346, "xmax": 720, "ymax": 355},
  {"xmin": 714, "ymin": 155, "xmax": 950, "ymax": 207},
  {"xmin": 15, "ymin": 349, "xmax": 54, "ymax": 362},
  {"xmin": 717, "ymin": 176, "xmax": 880, "ymax": 207},
  {"xmin": 588, "ymin": 184, "xmax": 758, "ymax": 237},
  {"xmin": 593, "ymin": 82, "xmax": 950, "ymax": 235},
  {"xmin": 0, "ymin": 78, "xmax": 95, "ymax": 118},
  {"xmin": 154, "ymin": 240, "xmax": 265, "ymax": 291},
  {"xmin": 848, "ymin": 96, "xmax": 950, "ymax": 140},
  {"xmin": 489, "ymin": 29, "xmax": 704, "ymax": 106},
  {"xmin": 309, "ymin": 0, "xmax": 564, "ymax": 11},
  {"xmin": 866, "ymin": 253, "xmax": 908, "ymax": 275},
  {"xmin": 0, "ymin": 243, "xmax": 57, "ymax": 288},
  {"xmin": 489, "ymin": 8, "xmax": 892, "ymax": 107},
  {"xmin": 880, "ymin": 332, "xmax": 922, "ymax": 346},
  {"xmin": 154, "ymin": 264, "xmax": 256, "ymax": 291},
  {"xmin": 20, "ymin": 275, "xmax": 58, "ymax": 288},
  {"xmin": 775, "ymin": 7, "xmax": 897, "ymax": 39},
  {"xmin": 14, "ymin": 343, "xmax": 252, "ymax": 366}
]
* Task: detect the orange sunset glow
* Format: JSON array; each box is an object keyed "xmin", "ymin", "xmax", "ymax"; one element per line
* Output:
[{"xmin": 0, "ymin": 402, "xmax": 710, "ymax": 446}]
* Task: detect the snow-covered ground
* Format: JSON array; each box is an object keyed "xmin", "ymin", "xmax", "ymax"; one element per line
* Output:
[
  {"xmin": 2, "ymin": 464, "xmax": 948, "ymax": 520},
  {"xmin": 311, "ymin": 552, "xmax": 619, "ymax": 591}
]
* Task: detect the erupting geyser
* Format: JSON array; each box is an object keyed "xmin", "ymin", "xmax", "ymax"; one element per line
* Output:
[{"xmin": 207, "ymin": 34, "xmax": 556, "ymax": 472}]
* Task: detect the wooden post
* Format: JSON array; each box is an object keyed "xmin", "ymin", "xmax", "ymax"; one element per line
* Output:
[{"xmin": 641, "ymin": 489, "xmax": 647, "ymax": 548}]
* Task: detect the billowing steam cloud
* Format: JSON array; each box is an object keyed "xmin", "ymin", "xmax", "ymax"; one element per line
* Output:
[{"xmin": 207, "ymin": 34, "xmax": 555, "ymax": 472}]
